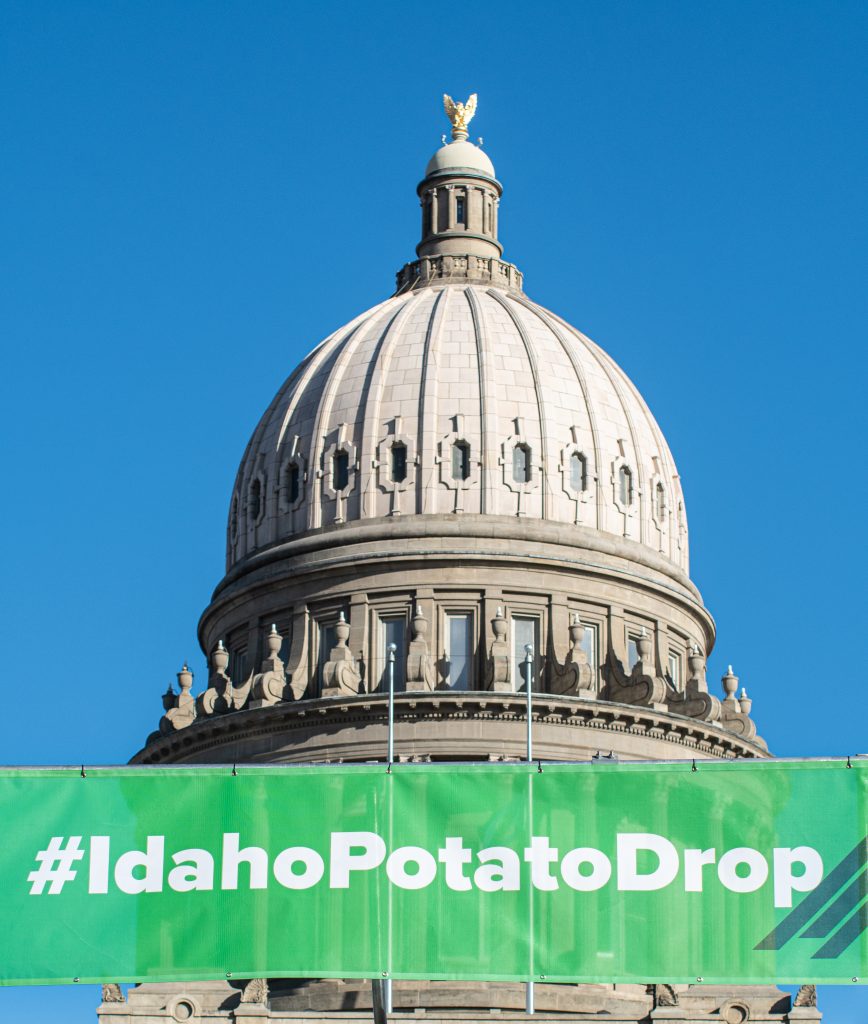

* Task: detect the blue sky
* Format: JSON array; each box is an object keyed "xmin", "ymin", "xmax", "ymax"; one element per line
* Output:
[{"xmin": 1, "ymin": 1, "xmax": 865, "ymax": 1020}]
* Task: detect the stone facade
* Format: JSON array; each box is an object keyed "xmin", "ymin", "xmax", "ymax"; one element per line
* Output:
[{"xmin": 112, "ymin": 101, "xmax": 818, "ymax": 1023}]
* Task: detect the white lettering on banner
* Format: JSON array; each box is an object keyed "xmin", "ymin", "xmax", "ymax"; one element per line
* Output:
[
  {"xmin": 683, "ymin": 847, "xmax": 716, "ymax": 891},
  {"xmin": 114, "ymin": 836, "xmax": 164, "ymax": 895},
  {"xmin": 616, "ymin": 833, "xmax": 680, "ymax": 891},
  {"xmin": 88, "ymin": 836, "xmax": 111, "ymax": 894},
  {"xmin": 36, "ymin": 830, "xmax": 819, "ymax": 907},
  {"xmin": 387, "ymin": 846, "xmax": 438, "ymax": 889},
  {"xmin": 273, "ymin": 847, "xmax": 325, "ymax": 890},
  {"xmin": 560, "ymin": 847, "xmax": 612, "ymax": 891},
  {"xmin": 473, "ymin": 846, "xmax": 521, "ymax": 891},
  {"xmin": 717, "ymin": 847, "xmax": 769, "ymax": 893},
  {"xmin": 221, "ymin": 833, "xmax": 268, "ymax": 890},
  {"xmin": 773, "ymin": 846, "xmax": 824, "ymax": 908},
  {"xmin": 523, "ymin": 837, "xmax": 560, "ymax": 890},
  {"xmin": 168, "ymin": 849, "xmax": 215, "ymax": 892},
  {"xmin": 438, "ymin": 837, "xmax": 473, "ymax": 891},
  {"xmin": 329, "ymin": 831, "xmax": 386, "ymax": 888}
]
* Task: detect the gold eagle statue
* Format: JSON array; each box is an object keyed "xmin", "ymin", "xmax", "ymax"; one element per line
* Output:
[{"xmin": 443, "ymin": 93, "xmax": 477, "ymax": 141}]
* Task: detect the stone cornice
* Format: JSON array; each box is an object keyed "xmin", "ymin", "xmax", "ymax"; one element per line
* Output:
[
  {"xmin": 132, "ymin": 692, "xmax": 768, "ymax": 765},
  {"xmin": 213, "ymin": 513, "xmax": 703, "ymax": 605}
]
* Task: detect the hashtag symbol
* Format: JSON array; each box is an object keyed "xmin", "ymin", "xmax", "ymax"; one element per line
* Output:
[{"xmin": 27, "ymin": 837, "xmax": 85, "ymax": 895}]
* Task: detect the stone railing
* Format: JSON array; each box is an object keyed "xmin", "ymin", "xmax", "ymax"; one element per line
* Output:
[{"xmin": 395, "ymin": 254, "xmax": 523, "ymax": 293}]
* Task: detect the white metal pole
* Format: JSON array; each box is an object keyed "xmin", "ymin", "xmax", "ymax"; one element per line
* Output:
[
  {"xmin": 524, "ymin": 642, "xmax": 534, "ymax": 1014},
  {"xmin": 387, "ymin": 642, "xmax": 397, "ymax": 765},
  {"xmin": 524, "ymin": 643, "xmax": 533, "ymax": 762},
  {"xmin": 385, "ymin": 641, "xmax": 397, "ymax": 1017}
]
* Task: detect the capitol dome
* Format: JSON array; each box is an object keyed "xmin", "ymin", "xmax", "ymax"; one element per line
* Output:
[
  {"xmin": 228, "ymin": 284, "xmax": 689, "ymax": 576},
  {"xmin": 143, "ymin": 94, "xmax": 764, "ymax": 769}
]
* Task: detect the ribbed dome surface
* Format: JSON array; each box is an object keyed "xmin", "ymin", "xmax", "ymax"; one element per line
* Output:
[{"xmin": 228, "ymin": 285, "xmax": 688, "ymax": 572}]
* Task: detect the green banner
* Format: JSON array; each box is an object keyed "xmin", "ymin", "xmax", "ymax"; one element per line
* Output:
[{"xmin": 0, "ymin": 760, "xmax": 864, "ymax": 986}]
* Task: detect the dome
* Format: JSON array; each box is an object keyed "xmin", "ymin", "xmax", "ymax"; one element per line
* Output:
[
  {"xmin": 146, "ymin": 93, "xmax": 766, "ymax": 781},
  {"xmin": 425, "ymin": 139, "xmax": 496, "ymax": 179},
  {"xmin": 228, "ymin": 286, "xmax": 688, "ymax": 575}
]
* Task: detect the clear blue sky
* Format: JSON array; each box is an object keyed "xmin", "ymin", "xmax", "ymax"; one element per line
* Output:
[{"xmin": 1, "ymin": 1, "xmax": 865, "ymax": 1020}]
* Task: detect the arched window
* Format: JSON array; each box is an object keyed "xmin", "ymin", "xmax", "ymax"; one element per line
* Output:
[
  {"xmin": 655, "ymin": 482, "xmax": 665, "ymax": 521},
  {"xmin": 570, "ymin": 452, "xmax": 587, "ymax": 492},
  {"xmin": 249, "ymin": 479, "xmax": 262, "ymax": 521},
  {"xmin": 390, "ymin": 442, "xmax": 407, "ymax": 483},
  {"xmin": 513, "ymin": 443, "xmax": 531, "ymax": 483},
  {"xmin": 455, "ymin": 195, "xmax": 466, "ymax": 225},
  {"xmin": 286, "ymin": 463, "xmax": 301, "ymax": 504},
  {"xmin": 618, "ymin": 465, "xmax": 633, "ymax": 506},
  {"xmin": 333, "ymin": 450, "xmax": 349, "ymax": 491},
  {"xmin": 452, "ymin": 440, "xmax": 470, "ymax": 481}
]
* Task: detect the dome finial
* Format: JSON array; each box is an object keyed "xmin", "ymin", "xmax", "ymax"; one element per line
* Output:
[{"xmin": 443, "ymin": 92, "xmax": 477, "ymax": 142}]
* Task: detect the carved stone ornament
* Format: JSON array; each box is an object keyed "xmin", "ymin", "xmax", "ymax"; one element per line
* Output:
[
  {"xmin": 321, "ymin": 613, "xmax": 362, "ymax": 697},
  {"xmin": 240, "ymin": 977, "xmax": 269, "ymax": 1004},
  {"xmin": 101, "ymin": 983, "xmax": 125, "ymax": 1003},
  {"xmin": 793, "ymin": 984, "xmax": 817, "ymax": 1007},
  {"xmin": 604, "ymin": 629, "xmax": 667, "ymax": 710},
  {"xmin": 250, "ymin": 624, "xmax": 289, "ymax": 707},
  {"xmin": 484, "ymin": 607, "xmax": 511, "ymax": 691},
  {"xmin": 406, "ymin": 608, "xmax": 436, "ymax": 691},
  {"xmin": 665, "ymin": 644, "xmax": 721, "ymax": 723},
  {"xmin": 550, "ymin": 614, "xmax": 594, "ymax": 697},
  {"xmin": 718, "ymin": 665, "xmax": 766, "ymax": 749},
  {"xmin": 159, "ymin": 664, "xmax": 196, "ymax": 734},
  {"xmin": 653, "ymin": 983, "xmax": 678, "ymax": 1007},
  {"xmin": 196, "ymin": 640, "xmax": 232, "ymax": 716}
]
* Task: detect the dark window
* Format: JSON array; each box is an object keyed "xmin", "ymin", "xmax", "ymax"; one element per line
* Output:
[
  {"xmin": 618, "ymin": 466, "xmax": 633, "ymax": 506},
  {"xmin": 229, "ymin": 648, "xmax": 249, "ymax": 683},
  {"xmin": 452, "ymin": 440, "xmax": 471, "ymax": 481},
  {"xmin": 570, "ymin": 452, "xmax": 587, "ymax": 492},
  {"xmin": 231, "ymin": 495, "xmax": 239, "ymax": 539},
  {"xmin": 333, "ymin": 450, "xmax": 349, "ymax": 491},
  {"xmin": 456, "ymin": 195, "xmax": 466, "ymax": 224},
  {"xmin": 249, "ymin": 479, "xmax": 262, "ymax": 521},
  {"xmin": 390, "ymin": 443, "xmax": 407, "ymax": 483},
  {"xmin": 287, "ymin": 463, "xmax": 300, "ymax": 504},
  {"xmin": 513, "ymin": 444, "xmax": 531, "ymax": 483},
  {"xmin": 513, "ymin": 616, "xmax": 540, "ymax": 692},
  {"xmin": 445, "ymin": 614, "xmax": 472, "ymax": 690},
  {"xmin": 380, "ymin": 618, "xmax": 406, "ymax": 693}
]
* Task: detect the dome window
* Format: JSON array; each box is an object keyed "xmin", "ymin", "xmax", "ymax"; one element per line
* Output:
[
  {"xmin": 655, "ymin": 482, "xmax": 666, "ymax": 521},
  {"xmin": 287, "ymin": 463, "xmax": 301, "ymax": 504},
  {"xmin": 570, "ymin": 452, "xmax": 587, "ymax": 492},
  {"xmin": 452, "ymin": 440, "xmax": 471, "ymax": 481},
  {"xmin": 618, "ymin": 465, "xmax": 633, "ymax": 506},
  {"xmin": 455, "ymin": 195, "xmax": 466, "ymax": 226},
  {"xmin": 390, "ymin": 442, "xmax": 407, "ymax": 483},
  {"xmin": 512, "ymin": 443, "xmax": 531, "ymax": 484},
  {"xmin": 249, "ymin": 479, "xmax": 262, "ymax": 521},
  {"xmin": 333, "ymin": 450, "xmax": 349, "ymax": 491},
  {"xmin": 230, "ymin": 495, "xmax": 239, "ymax": 540}
]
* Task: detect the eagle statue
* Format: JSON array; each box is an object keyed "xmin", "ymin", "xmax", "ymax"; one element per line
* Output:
[{"xmin": 443, "ymin": 93, "xmax": 477, "ymax": 140}]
